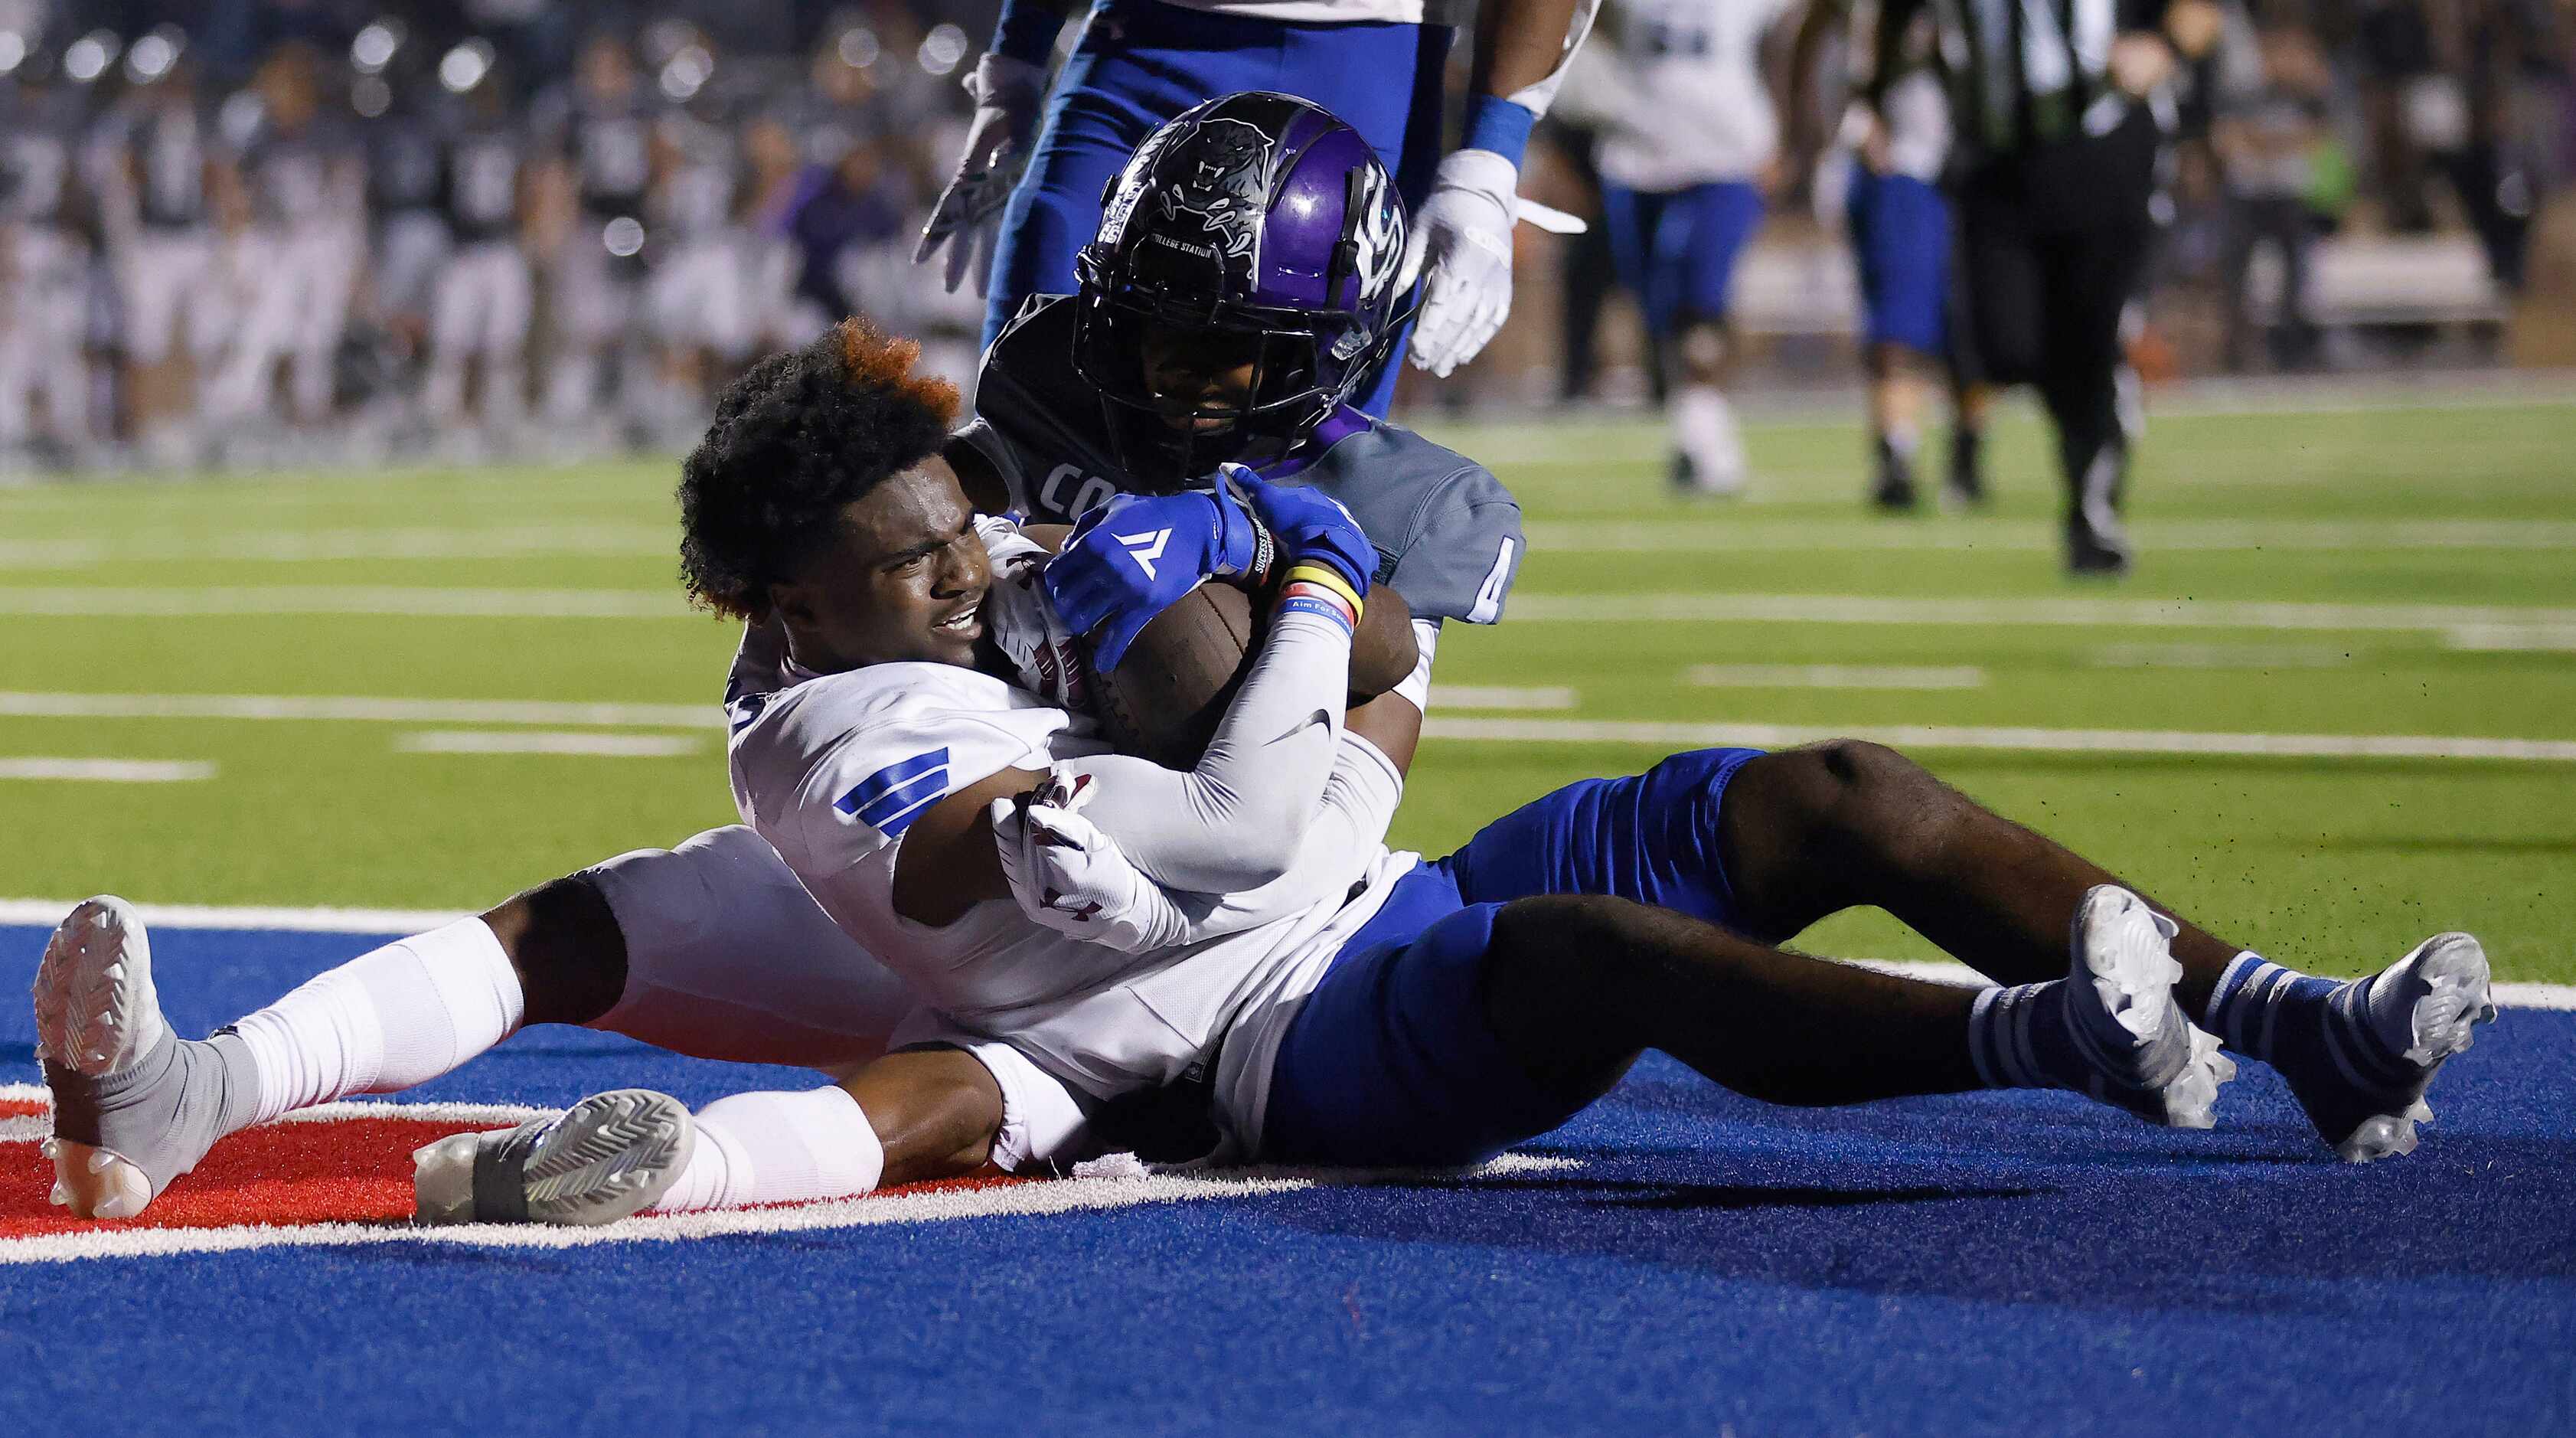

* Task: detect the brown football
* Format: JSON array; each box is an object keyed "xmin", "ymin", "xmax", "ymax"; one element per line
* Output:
[{"xmin": 1090, "ymin": 581, "xmax": 1259, "ymax": 768}]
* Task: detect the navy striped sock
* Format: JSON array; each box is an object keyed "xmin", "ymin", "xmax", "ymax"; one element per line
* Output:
[{"xmin": 2202, "ymin": 953, "xmax": 2416, "ymax": 1088}]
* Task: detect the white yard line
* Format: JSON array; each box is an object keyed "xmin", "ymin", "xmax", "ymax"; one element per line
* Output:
[
  {"xmin": 0, "ymin": 524, "xmax": 672, "ymax": 570},
  {"xmin": 0, "ymin": 899, "xmax": 470, "ymax": 932},
  {"xmin": 0, "ymin": 691, "xmax": 715, "ymax": 728},
  {"xmin": 1530, "ymin": 518, "xmax": 2576, "ymax": 554},
  {"xmin": 394, "ymin": 730, "xmax": 704, "ymax": 758},
  {"xmin": 0, "ymin": 587, "xmax": 688, "ymax": 618},
  {"xmin": 0, "ymin": 759, "xmax": 214, "ymax": 783},
  {"xmin": 1507, "ymin": 592, "xmax": 2576, "ymax": 641},
  {"xmin": 1428, "ymin": 685, "xmax": 1579, "ymax": 711},
  {"xmin": 1422, "ymin": 716, "xmax": 2576, "ymax": 763},
  {"xmin": 1685, "ymin": 664, "xmax": 1988, "ymax": 691}
]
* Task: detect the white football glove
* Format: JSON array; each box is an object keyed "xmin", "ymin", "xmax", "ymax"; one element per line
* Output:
[
  {"xmin": 1401, "ymin": 148, "xmax": 1521, "ymax": 378},
  {"xmin": 914, "ymin": 54, "xmax": 1050, "ymax": 296},
  {"xmin": 990, "ymin": 774, "xmax": 1181, "ymax": 953}
]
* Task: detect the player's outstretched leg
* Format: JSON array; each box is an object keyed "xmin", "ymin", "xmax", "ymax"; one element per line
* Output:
[
  {"xmin": 413, "ymin": 1089, "xmax": 696, "ymax": 1227},
  {"xmin": 1965, "ymin": 886, "xmax": 2232, "ymax": 1128},
  {"xmin": 34, "ymin": 897, "xmax": 262, "ymax": 1218},
  {"xmin": 1715, "ymin": 740, "xmax": 2492, "ymax": 1155},
  {"xmin": 2204, "ymin": 933, "xmax": 2496, "ymax": 1162},
  {"xmin": 1480, "ymin": 886, "xmax": 2228, "ymax": 1126}
]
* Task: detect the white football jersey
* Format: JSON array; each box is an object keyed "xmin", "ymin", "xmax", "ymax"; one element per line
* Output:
[
  {"xmin": 1595, "ymin": 0, "xmax": 1797, "ymax": 190},
  {"xmin": 723, "ymin": 516, "xmax": 1416, "ymax": 1154},
  {"xmin": 1149, "ymin": 0, "xmax": 1477, "ymax": 26}
]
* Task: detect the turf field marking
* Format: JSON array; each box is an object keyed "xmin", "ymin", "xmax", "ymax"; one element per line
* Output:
[
  {"xmin": 2088, "ymin": 643, "xmax": 2359, "ymax": 669},
  {"xmin": 1685, "ymin": 664, "xmax": 1988, "ymax": 690},
  {"xmin": 0, "ymin": 691, "xmax": 713, "ymax": 728},
  {"xmin": 1430, "ymin": 685, "xmax": 1579, "ymax": 711},
  {"xmin": 1423, "ymin": 716, "xmax": 2576, "ymax": 763},
  {"xmin": 0, "ymin": 759, "xmax": 214, "ymax": 783},
  {"xmin": 1507, "ymin": 592, "xmax": 2576, "ymax": 640},
  {"xmin": 2443, "ymin": 625, "xmax": 2576, "ymax": 652},
  {"xmin": 0, "ymin": 899, "xmax": 473, "ymax": 931},
  {"xmin": 0, "ymin": 1083, "xmax": 1582, "ymax": 1266},
  {"xmin": 394, "ymin": 730, "xmax": 705, "ymax": 758},
  {"xmin": 0, "ymin": 587, "xmax": 688, "ymax": 618},
  {"xmin": 0, "ymin": 524, "xmax": 672, "ymax": 570},
  {"xmin": 1529, "ymin": 519, "xmax": 2576, "ymax": 554}
]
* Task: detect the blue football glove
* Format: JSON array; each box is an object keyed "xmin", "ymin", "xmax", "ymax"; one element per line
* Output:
[
  {"xmin": 1043, "ymin": 487, "xmax": 1263, "ymax": 671},
  {"xmin": 1219, "ymin": 463, "xmax": 1374, "ymax": 599}
]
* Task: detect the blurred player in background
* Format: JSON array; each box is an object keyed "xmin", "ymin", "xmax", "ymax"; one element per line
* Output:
[
  {"xmin": 0, "ymin": 36, "xmax": 96, "ymax": 468},
  {"xmin": 100, "ymin": 30, "xmax": 227, "ymax": 462},
  {"xmin": 358, "ymin": 27, "xmax": 449, "ymax": 388},
  {"xmin": 1789, "ymin": 0, "xmax": 1987, "ymax": 511},
  {"xmin": 915, "ymin": 0, "xmax": 1602, "ymax": 409},
  {"xmin": 534, "ymin": 31, "xmax": 666, "ymax": 438},
  {"xmin": 1587, "ymin": 0, "xmax": 1799, "ymax": 496},
  {"xmin": 207, "ymin": 42, "xmax": 365, "ymax": 439},
  {"xmin": 423, "ymin": 40, "xmax": 534, "ymax": 439},
  {"xmin": 1866, "ymin": 0, "xmax": 2220, "ymax": 574}
]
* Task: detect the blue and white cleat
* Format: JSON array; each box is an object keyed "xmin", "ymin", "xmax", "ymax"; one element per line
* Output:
[
  {"xmin": 2064, "ymin": 885, "xmax": 2236, "ymax": 1129},
  {"xmin": 413, "ymin": 1089, "xmax": 695, "ymax": 1226},
  {"xmin": 33, "ymin": 896, "xmax": 256, "ymax": 1220},
  {"xmin": 2279, "ymin": 933, "xmax": 2496, "ymax": 1163}
]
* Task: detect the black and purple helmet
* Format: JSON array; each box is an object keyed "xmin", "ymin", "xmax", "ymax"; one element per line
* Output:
[{"xmin": 1073, "ymin": 91, "xmax": 1409, "ymax": 476}]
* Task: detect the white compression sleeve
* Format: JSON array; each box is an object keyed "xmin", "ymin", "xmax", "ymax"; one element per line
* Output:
[
  {"xmin": 227, "ymin": 919, "xmax": 525, "ymax": 1126},
  {"xmin": 1075, "ymin": 728, "xmax": 1406, "ymax": 954},
  {"xmin": 1069, "ymin": 602, "xmax": 1353, "ymax": 894},
  {"xmin": 655, "ymin": 1086, "xmax": 885, "ymax": 1213}
]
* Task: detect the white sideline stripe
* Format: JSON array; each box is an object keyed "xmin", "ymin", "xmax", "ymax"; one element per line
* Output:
[
  {"xmin": 0, "ymin": 899, "xmax": 470, "ymax": 932},
  {"xmin": 1686, "ymin": 664, "xmax": 1988, "ymax": 691},
  {"xmin": 1508, "ymin": 592, "xmax": 2576, "ymax": 639},
  {"xmin": 1527, "ymin": 519, "xmax": 2576, "ymax": 554},
  {"xmin": 0, "ymin": 524, "xmax": 673, "ymax": 570},
  {"xmin": 1422, "ymin": 716, "xmax": 2576, "ymax": 763},
  {"xmin": 395, "ymin": 730, "xmax": 704, "ymax": 758},
  {"xmin": 0, "ymin": 587, "xmax": 688, "ymax": 619},
  {"xmin": 2445, "ymin": 626, "xmax": 2576, "ymax": 652},
  {"xmin": 1429, "ymin": 685, "xmax": 1579, "ymax": 711},
  {"xmin": 0, "ymin": 758, "xmax": 214, "ymax": 783},
  {"xmin": 0, "ymin": 1088, "xmax": 1582, "ymax": 1266},
  {"xmin": 0, "ymin": 691, "xmax": 715, "ymax": 728}
]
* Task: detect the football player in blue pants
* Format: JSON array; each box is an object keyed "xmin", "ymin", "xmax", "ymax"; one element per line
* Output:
[{"xmin": 914, "ymin": 0, "xmax": 1602, "ymax": 410}]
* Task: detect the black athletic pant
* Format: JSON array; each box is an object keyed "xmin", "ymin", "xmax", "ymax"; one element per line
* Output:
[{"xmin": 1949, "ymin": 109, "xmax": 2161, "ymax": 541}]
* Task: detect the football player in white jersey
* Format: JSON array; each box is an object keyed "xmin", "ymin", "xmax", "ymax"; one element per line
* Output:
[
  {"xmin": 1588, "ymin": 0, "xmax": 1801, "ymax": 495},
  {"xmin": 390, "ymin": 319, "xmax": 2486, "ymax": 1219}
]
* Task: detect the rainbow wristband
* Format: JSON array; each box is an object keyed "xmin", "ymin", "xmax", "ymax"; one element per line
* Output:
[{"xmin": 1280, "ymin": 563, "xmax": 1362, "ymax": 636}]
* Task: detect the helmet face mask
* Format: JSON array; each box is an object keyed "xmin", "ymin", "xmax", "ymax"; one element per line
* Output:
[{"xmin": 1073, "ymin": 92, "xmax": 1409, "ymax": 482}]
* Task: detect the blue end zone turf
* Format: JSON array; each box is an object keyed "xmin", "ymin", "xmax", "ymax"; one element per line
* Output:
[{"xmin": 3, "ymin": 921, "xmax": 2569, "ymax": 1434}]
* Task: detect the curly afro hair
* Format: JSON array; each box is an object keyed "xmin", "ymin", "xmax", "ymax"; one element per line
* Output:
[{"xmin": 677, "ymin": 319, "xmax": 962, "ymax": 619}]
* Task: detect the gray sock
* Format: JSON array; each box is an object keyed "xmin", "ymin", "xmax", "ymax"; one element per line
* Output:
[{"xmin": 47, "ymin": 1028, "xmax": 265, "ymax": 1198}]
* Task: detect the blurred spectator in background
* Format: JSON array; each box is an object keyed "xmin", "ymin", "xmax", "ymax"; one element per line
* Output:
[
  {"xmin": 423, "ymin": 36, "xmax": 534, "ymax": 438},
  {"xmin": 206, "ymin": 40, "xmax": 364, "ymax": 440},
  {"xmin": 100, "ymin": 28, "xmax": 230, "ymax": 463},
  {"xmin": 2215, "ymin": 21, "xmax": 2332, "ymax": 369},
  {"xmin": 532, "ymin": 29, "xmax": 666, "ymax": 440},
  {"xmin": 1, "ymin": 30, "xmax": 99, "ymax": 464}
]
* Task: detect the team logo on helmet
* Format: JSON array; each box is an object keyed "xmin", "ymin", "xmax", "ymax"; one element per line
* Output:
[
  {"xmin": 1152, "ymin": 117, "xmax": 1273, "ymax": 263},
  {"xmin": 1345, "ymin": 161, "xmax": 1402, "ymax": 301}
]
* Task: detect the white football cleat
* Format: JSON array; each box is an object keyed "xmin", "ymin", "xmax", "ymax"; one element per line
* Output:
[
  {"xmin": 34, "ymin": 897, "xmax": 173, "ymax": 1220},
  {"xmin": 2066, "ymin": 886, "xmax": 2236, "ymax": 1129},
  {"xmin": 2288, "ymin": 933, "xmax": 2497, "ymax": 1163},
  {"xmin": 413, "ymin": 1089, "xmax": 695, "ymax": 1227}
]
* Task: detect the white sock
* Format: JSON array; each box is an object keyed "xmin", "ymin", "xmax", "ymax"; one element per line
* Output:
[
  {"xmin": 657, "ymin": 1087, "xmax": 885, "ymax": 1213},
  {"xmin": 1672, "ymin": 385, "xmax": 1745, "ymax": 489},
  {"xmin": 226, "ymin": 919, "xmax": 525, "ymax": 1126}
]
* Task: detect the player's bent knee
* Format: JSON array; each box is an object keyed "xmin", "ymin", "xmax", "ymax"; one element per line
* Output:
[{"xmin": 480, "ymin": 874, "xmax": 629, "ymax": 1028}]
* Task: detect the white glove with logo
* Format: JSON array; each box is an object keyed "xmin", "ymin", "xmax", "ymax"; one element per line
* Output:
[
  {"xmin": 914, "ymin": 54, "xmax": 1050, "ymax": 296},
  {"xmin": 990, "ymin": 773, "xmax": 1182, "ymax": 953},
  {"xmin": 1402, "ymin": 148, "xmax": 1522, "ymax": 378}
]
